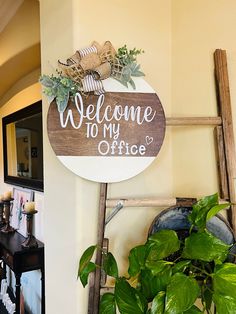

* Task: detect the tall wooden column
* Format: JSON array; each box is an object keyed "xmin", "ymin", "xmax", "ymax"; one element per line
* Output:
[
  {"xmin": 88, "ymin": 183, "xmax": 108, "ymax": 314},
  {"xmin": 214, "ymin": 49, "xmax": 236, "ymax": 232}
]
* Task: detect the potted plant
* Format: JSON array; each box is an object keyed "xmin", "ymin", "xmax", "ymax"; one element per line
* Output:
[{"xmin": 78, "ymin": 193, "xmax": 236, "ymax": 314}]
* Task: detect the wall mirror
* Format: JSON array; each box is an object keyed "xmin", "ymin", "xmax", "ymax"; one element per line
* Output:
[{"xmin": 2, "ymin": 101, "xmax": 44, "ymax": 191}]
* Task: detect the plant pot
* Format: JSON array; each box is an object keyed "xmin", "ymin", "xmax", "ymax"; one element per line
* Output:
[{"xmin": 148, "ymin": 205, "xmax": 236, "ymax": 262}]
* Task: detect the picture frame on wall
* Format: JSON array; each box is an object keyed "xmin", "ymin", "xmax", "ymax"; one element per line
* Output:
[{"xmin": 10, "ymin": 187, "xmax": 34, "ymax": 237}]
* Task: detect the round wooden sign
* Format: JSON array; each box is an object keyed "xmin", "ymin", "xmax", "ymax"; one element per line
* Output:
[{"xmin": 47, "ymin": 78, "xmax": 166, "ymax": 182}]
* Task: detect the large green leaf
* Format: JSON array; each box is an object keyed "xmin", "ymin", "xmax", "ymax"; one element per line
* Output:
[
  {"xmin": 39, "ymin": 75, "xmax": 54, "ymax": 87},
  {"xmin": 45, "ymin": 94, "xmax": 55, "ymax": 104},
  {"xmin": 115, "ymin": 277, "xmax": 147, "ymax": 314},
  {"xmin": 77, "ymin": 245, "xmax": 97, "ymax": 282},
  {"xmin": 188, "ymin": 193, "xmax": 218, "ymax": 230},
  {"xmin": 172, "ymin": 260, "xmax": 191, "ymax": 274},
  {"xmin": 202, "ymin": 287, "xmax": 213, "ymax": 311},
  {"xmin": 145, "ymin": 260, "xmax": 171, "ymax": 276},
  {"xmin": 128, "ymin": 245, "xmax": 147, "ymax": 277},
  {"xmin": 56, "ymin": 91, "xmax": 69, "ymax": 113},
  {"xmin": 206, "ymin": 203, "xmax": 230, "ymax": 221},
  {"xmin": 213, "ymin": 293, "xmax": 236, "ymax": 314},
  {"xmin": 103, "ymin": 252, "xmax": 119, "ymax": 278},
  {"xmin": 147, "ymin": 230, "xmax": 180, "ymax": 261},
  {"xmin": 139, "ymin": 266, "xmax": 172, "ymax": 301},
  {"xmin": 78, "ymin": 245, "xmax": 96, "ymax": 272},
  {"xmin": 129, "ymin": 63, "xmax": 145, "ymax": 77},
  {"xmin": 99, "ymin": 293, "xmax": 116, "ymax": 314},
  {"xmin": 80, "ymin": 262, "xmax": 96, "ymax": 287},
  {"xmin": 213, "ymin": 263, "xmax": 236, "ymax": 299},
  {"xmin": 182, "ymin": 231, "xmax": 230, "ymax": 262},
  {"xmin": 135, "ymin": 289, "xmax": 149, "ymax": 314},
  {"xmin": 150, "ymin": 291, "xmax": 165, "ymax": 314},
  {"xmin": 165, "ymin": 273, "xmax": 200, "ymax": 314},
  {"xmin": 183, "ymin": 305, "xmax": 202, "ymax": 314}
]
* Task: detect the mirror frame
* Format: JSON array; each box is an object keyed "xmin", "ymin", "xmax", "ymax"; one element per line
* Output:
[{"xmin": 2, "ymin": 101, "xmax": 44, "ymax": 191}]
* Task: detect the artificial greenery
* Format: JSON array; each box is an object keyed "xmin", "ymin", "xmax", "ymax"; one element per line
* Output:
[
  {"xmin": 39, "ymin": 74, "xmax": 81, "ymax": 113},
  {"xmin": 78, "ymin": 193, "xmax": 236, "ymax": 314},
  {"xmin": 40, "ymin": 44, "xmax": 145, "ymax": 111},
  {"xmin": 113, "ymin": 45, "xmax": 145, "ymax": 89},
  {"xmin": 116, "ymin": 46, "xmax": 144, "ymax": 66}
]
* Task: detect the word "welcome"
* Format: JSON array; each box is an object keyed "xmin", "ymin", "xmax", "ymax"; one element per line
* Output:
[{"xmin": 60, "ymin": 93, "xmax": 156, "ymax": 129}]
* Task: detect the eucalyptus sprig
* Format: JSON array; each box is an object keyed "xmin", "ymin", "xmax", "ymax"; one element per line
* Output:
[
  {"xmin": 116, "ymin": 45, "xmax": 144, "ymax": 66},
  {"xmin": 113, "ymin": 45, "xmax": 145, "ymax": 89},
  {"xmin": 39, "ymin": 74, "xmax": 81, "ymax": 113}
]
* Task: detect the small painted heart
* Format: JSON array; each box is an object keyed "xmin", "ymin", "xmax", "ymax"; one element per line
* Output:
[{"xmin": 145, "ymin": 136, "xmax": 153, "ymax": 145}]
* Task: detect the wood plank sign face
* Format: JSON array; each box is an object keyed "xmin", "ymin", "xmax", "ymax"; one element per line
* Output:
[{"xmin": 47, "ymin": 78, "xmax": 166, "ymax": 182}]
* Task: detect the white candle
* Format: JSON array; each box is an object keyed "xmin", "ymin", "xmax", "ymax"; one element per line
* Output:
[
  {"xmin": 3, "ymin": 191, "xmax": 12, "ymax": 201},
  {"xmin": 24, "ymin": 201, "xmax": 35, "ymax": 213}
]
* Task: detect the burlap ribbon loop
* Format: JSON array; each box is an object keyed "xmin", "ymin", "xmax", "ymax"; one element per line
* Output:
[
  {"xmin": 58, "ymin": 41, "xmax": 116, "ymax": 94},
  {"xmin": 80, "ymin": 52, "xmax": 101, "ymax": 71},
  {"xmin": 93, "ymin": 62, "xmax": 112, "ymax": 80}
]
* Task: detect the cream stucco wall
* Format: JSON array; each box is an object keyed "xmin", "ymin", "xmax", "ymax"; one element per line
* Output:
[
  {"xmin": 40, "ymin": 1, "xmax": 172, "ymax": 313},
  {"xmin": 172, "ymin": 0, "xmax": 236, "ymax": 198},
  {"xmin": 40, "ymin": 1, "xmax": 79, "ymax": 313},
  {"xmin": 0, "ymin": 0, "xmax": 40, "ymax": 66},
  {"xmin": 74, "ymin": 1, "xmax": 173, "ymax": 311}
]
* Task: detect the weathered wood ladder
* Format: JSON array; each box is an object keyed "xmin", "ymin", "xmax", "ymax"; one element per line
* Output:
[{"xmin": 88, "ymin": 49, "xmax": 236, "ymax": 314}]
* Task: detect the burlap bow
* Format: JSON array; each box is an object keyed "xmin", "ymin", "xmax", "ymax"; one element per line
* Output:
[{"xmin": 58, "ymin": 41, "xmax": 116, "ymax": 95}]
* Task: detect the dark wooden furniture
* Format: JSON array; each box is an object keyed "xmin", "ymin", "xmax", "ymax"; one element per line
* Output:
[
  {"xmin": 0, "ymin": 287, "xmax": 28, "ymax": 314},
  {"xmin": 0, "ymin": 231, "xmax": 44, "ymax": 314}
]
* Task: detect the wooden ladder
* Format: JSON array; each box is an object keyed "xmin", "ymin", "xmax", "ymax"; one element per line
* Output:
[{"xmin": 88, "ymin": 49, "xmax": 236, "ymax": 314}]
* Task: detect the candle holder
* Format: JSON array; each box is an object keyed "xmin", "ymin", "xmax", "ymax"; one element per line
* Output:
[
  {"xmin": 21, "ymin": 210, "xmax": 38, "ymax": 248},
  {"xmin": 1, "ymin": 199, "xmax": 15, "ymax": 233},
  {"xmin": 0, "ymin": 200, "xmax": 5, "ymax": 228}
]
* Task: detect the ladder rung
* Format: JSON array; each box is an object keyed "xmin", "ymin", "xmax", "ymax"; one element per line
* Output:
[{"xmin": 166, "ymin": 116, "xmax": 222, "ymax": 126}]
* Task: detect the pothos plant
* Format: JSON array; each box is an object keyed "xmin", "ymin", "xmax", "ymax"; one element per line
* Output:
[{"xmin": 78, "ymin": 193, "xmax": 236, "ymax": 314}]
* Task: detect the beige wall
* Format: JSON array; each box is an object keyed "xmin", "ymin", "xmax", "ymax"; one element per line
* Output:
[
  {"xmin": 0, "ymin": 0, "xmax": 40, "ymax": 65},
  {"xmin": 74, "ymin": 1, "xmax": 173, "ymax": 310},
  {"xmin": 0, "ymin": 0, "xmax": 40, "ymax": 104},
  {"xmin": 40, "ymin": 0, "xmax": 172, "ymax": 313},
  {"xmin": 40, "ymin": 1, "xmax": 79, "ymax": 314},
  {"xmin": 172, "ymin": 0, "xmax": 236, "ymax": 197}
]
